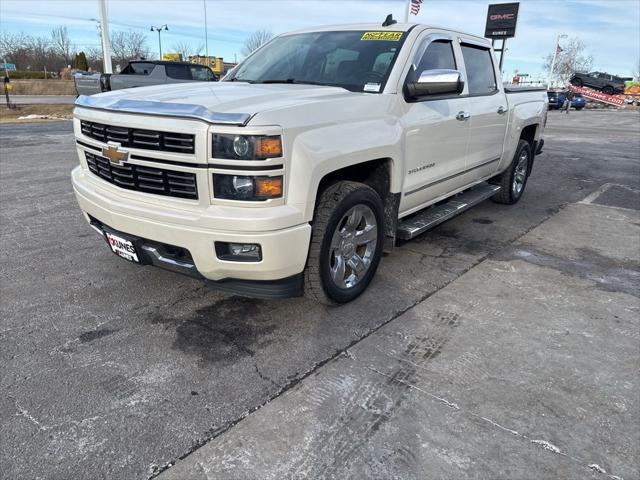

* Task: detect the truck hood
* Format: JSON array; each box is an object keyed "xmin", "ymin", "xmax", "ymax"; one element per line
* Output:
[{"xmin": 75, "ymin": 82, "xmax": 359, "ymax": 126}]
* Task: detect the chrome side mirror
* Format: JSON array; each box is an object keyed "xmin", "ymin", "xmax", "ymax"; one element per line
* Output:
[{"xmin": 407, "ymin": 69, "xmax": 465, "ymax": 97}]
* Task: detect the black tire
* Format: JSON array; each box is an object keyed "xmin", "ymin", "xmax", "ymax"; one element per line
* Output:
[
  {"xmin": 602, "ymin": 85, "xmax": 614, "ymax": 95},
  {"xmin": 491, "ymin": 140, "xmax": 532, "ymax": 205},
  {"xmin": 576, "ymin": 107, "xmax": 584, "ymax": 111},
  {"xmin": 571, "ymin": 78, "xmax": 583, "ymax": 87},
  {"xmin": 304, "ymin": 181, "xmax": 384, "ymax": 305}
]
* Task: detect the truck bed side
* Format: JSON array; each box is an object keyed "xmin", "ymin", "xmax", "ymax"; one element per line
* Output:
[{"xmin": 499, "ymin": 88, "xmax": 548, "ymax": 173}]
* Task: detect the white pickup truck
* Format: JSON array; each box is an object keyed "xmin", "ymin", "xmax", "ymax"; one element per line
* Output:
[{"xmin": 71, "ymin": 21, "xmax": 547, "ymax": 304}]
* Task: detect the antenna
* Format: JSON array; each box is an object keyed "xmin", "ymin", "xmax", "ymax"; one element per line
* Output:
[{"xmin": 382, "ymin": 14, "xmax": 397, "ymax": 27}]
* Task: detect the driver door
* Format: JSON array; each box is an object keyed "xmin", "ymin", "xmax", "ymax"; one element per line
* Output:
[{"xmin": 400, "ymin": 34, "xmax": 470, "ymax": 214}]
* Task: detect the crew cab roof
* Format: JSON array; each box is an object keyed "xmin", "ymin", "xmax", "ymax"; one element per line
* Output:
[
  {"xmin": 286, "ymin": 22, "xmax": 418, "ymax": 34},
  {"xmin": 283, "ymin": 22, "xmax": 491, "ymax": 45}
]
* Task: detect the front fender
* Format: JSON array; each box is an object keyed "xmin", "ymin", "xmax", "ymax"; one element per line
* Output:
[{"xmin": 286, "ymin": 118, "xmax": 403, "ymax": 222}]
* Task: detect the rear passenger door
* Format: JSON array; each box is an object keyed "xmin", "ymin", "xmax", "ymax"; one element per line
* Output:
[
  {"xmin": 111, "ymin": 62, "xmax": 157, "ymax": 90},
  {"xmin": 460, "ymin": 41, "xmax": 507, "ymax": 179}
]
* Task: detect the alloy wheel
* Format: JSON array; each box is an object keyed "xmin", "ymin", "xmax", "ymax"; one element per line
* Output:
[
  {"xmin": 328, "ymin": 204, "xmax": 378, "ymax": 289},
  {"xmin": 512, "ymin": 150, "xmax": 529, "ymax": 197}
]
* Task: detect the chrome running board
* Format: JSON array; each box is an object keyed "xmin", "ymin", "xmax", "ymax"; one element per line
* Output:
[{"xmin": 397, "ymin": 183, "xmax": 501, "ymax": 240}]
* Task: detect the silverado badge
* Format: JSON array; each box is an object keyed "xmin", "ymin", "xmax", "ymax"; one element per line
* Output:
[{"xmin": 102, "ymin": 143, "xmax": 128, "ymax": 165}]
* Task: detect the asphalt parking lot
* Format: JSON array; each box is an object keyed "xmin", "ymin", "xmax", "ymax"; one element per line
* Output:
[{"xmin": 1, "ymin": 110, "xmax": 639, "ymax": 480}]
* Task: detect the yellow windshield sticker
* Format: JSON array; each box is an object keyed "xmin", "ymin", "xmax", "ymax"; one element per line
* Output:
[{"xmin": 361, "ymin": 31, "xmax": 403, "ymax": 41}]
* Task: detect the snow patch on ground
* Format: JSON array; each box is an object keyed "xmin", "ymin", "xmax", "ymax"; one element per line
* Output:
[
  {"xmin": 588, "ymin": 463, "xmax": 606, "ymax": 473},
  {"xmin": 17, "ymin": 114, "xmax": 71, "ymax": 120},
  {"xmin": 531, "ymin": 439, "xmax": 562, "ymax": 454}
]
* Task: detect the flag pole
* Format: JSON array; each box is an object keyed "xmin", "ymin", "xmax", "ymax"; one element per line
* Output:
[
  {"xmin": 547, "ymin": 33, "xmax": 567, "ymax": 88},
  {"xmin": 404, "ymin": 0, "xmax": 410, "ymax": 22}
]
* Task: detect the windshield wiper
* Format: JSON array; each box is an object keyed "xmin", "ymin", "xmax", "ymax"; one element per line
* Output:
[{"xmin": 256, "ymin": 79, "xmax": 328, "ymax": 86}]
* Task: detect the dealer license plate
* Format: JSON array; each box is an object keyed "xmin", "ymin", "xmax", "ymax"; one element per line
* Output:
[{"xmin": 105, "ymin": 231, "xmax": 139, "ymax": 263}]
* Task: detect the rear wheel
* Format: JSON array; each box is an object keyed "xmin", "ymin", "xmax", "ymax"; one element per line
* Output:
[
  {"xmin": 602, "ymin": 85, "xmax": 614, "ymax": 95},
  {"xmin": 304, "ymin": 181, "xmax": 384, "ymax": 305},
  {"xmin": 491, "ymin": 140, "xmax": 532, "ymax": 205}
]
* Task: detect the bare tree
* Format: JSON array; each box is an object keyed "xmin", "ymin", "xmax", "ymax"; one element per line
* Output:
[
  {"xmin": 543, "ymin": 37, "xmax": 593, "ymax": 86},
  {"xmin": 0, "ymin": 31, "xmax": 32, "ymax": 66},
  {"xmin": 28, "ymin": 36, "xmax": 52, "ymax": 69},
  {"xmin": 171, "ymin": 41, "xmax": 204, "ymax": 60},
  {"xmin": 86, "ymin": 47, "xmax": 104, "ymax": 72},
  {"xmin": 51, "ymin": 26, "xmax": 74, "ymax": 67},
  {"xmin": 110, "ymin": 30, "xmax": 150, "ymax": 65},
  {"xmin": 241, "ymin": 30, "xmax": 273, "ymax": 57}
]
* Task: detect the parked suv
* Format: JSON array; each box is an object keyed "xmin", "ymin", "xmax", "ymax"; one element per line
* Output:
[
  {"xmin": 568, "ymin": 92, "xmax": 585, "ymax": 110},
  {"xmin": 569, "ymin": 71, "xmax": 625, "ymax": 95},
  {"xmin": 547, "ymin": 91, "xmax": 565, "ymax": 109}
]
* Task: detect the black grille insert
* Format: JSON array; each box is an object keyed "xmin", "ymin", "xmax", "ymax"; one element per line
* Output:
[
  {"xmin": 85, "ymin": 152, "xmax": 198, "ymax": 200},
  {"xmin": 80, "ymin": 120, "xmax": 195, "ymax": 154}
]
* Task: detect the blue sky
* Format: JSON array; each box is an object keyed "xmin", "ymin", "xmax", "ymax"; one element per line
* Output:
[{"xmin": 1, "ymin": 0, "xmax": 638, "ymax": 79}]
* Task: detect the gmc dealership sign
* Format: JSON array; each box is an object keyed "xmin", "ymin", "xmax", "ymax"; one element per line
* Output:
[{"xmin": 485, "ymin": 3, "xmax": 520, "ymax": 38}]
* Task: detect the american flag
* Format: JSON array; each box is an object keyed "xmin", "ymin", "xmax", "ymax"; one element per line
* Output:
[
  {"xmin": 410, "ymin": 0, "xmax": 423, "ymax": 15},
  {"xmin": 556, "ymin": 45, "xmax": 563, "ymax": 55}
]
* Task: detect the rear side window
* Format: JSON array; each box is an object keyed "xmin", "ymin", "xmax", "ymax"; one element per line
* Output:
[
  {"xmin": 190, "ymin": 66, "xmax": 215, "ymax": 81},
  {"xmin": 461, "ymin": 45, "xmax": 497, "ymax": 95},
  {"xmin": 121, "ymin": 62, "xmax": 155, "ymax": 75},
  {"xmin": 165, "ymin": 64, "xmax": 191, "ymax": 80}
]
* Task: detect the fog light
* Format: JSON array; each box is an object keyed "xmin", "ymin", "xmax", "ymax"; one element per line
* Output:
[{"xmin": 215, "ymin": 242, "xmax": 262, "ymax": 262}]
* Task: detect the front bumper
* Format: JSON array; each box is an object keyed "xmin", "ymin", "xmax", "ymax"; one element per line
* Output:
[{"xmin": 71, "ymin": 166, "xmax": 312, "ymax": 289}]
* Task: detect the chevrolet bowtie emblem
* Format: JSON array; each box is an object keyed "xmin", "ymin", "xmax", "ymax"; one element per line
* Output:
[{"xmin": 102, "ymin": 143, "xmax": 128, "ymax": 165}]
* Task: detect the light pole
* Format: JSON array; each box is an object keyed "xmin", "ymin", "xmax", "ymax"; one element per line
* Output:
[
  {"xmin": 547, "ymin": 34, "xmax": 567, "ymax": 88},
  {"xmin": 90, "ymin": 0, "xmax": 113, "ymax": 74},
  {"xmin": 150, "ymin": 24, "xmax": 168, "ymax": 60},
  {"xmin": 203, "ymin": 0, "xmax": 209, "ymax": 59}
]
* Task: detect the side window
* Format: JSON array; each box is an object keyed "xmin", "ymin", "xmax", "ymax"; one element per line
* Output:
[
  {"xmin": 122, "ymin": 62, "xmax": 155, "ymax": 75},
  {"xmin": 461, "ymin": 44, "xmax": 497, "ymax": 95},
  {"xmin": 414, "ymin": 40, "xmax": 456, "ymax": 77},
  {"xmin": 189, "ymin": 66, "xmax": 215, "ymax": 81},
  {"xmin": 165, "ymin": 64, "xmax": 191, "ymax": 80}
]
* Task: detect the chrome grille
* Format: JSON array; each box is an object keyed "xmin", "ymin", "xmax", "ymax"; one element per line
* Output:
[
  {"xmin": 80, "ymin": 120, "xmax": 195, "ymax": 154},
  {"xmin": 85, "ymin": 152, "xmax": 198, "ymax": 199}
]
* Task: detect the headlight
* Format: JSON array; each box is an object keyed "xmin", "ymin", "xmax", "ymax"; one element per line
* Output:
[
  {"xmin": 213, "ymin": 174, "xmax": 283, "ymax": 201},
  {"xmin": 212, "ymin": 134, "xmax": 282, "ymax": 160}
]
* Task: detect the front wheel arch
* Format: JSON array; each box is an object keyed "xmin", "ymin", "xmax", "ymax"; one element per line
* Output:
[{"xmin": 304, "ymin": 181, "xmax": 385, "ymax": 305}]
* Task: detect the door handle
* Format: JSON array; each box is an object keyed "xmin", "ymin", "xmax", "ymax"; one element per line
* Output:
[
  {"xmin": 497, "ymin": 106, "xmax": 507, "ymax": 115},
  {"xmin": 456, "ymin": 111, "xmax": 471, "ymax": 121}
]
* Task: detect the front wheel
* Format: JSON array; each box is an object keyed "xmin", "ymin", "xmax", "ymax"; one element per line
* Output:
[
  {"xmin": 491, "ymin": 139, "xmax": 532, "ymax": 205},
  {"xmin": 304, "ymin": 181, "xmax": 384, "ymax": 305}
]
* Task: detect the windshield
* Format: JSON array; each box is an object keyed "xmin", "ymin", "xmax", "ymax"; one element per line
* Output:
[{"xmin": 225, "ymin": 30, "xmax": 407, "ymax": 92}]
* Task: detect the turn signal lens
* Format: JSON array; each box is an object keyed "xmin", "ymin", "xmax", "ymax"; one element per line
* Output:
[
  {"xmin": 213, "ymin": 174, "xmax": 283, "ymax": 201},
  {"xmin": 212, "ymin": 134, "xmax": 282, "ymax": 160},
  {"xmin": 255, "ymin": 177, "xmax": 283, "ymax": 198},
  {"xmin": 255, "ymin": 136, "xmax": 282, "ymax": 158}
]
